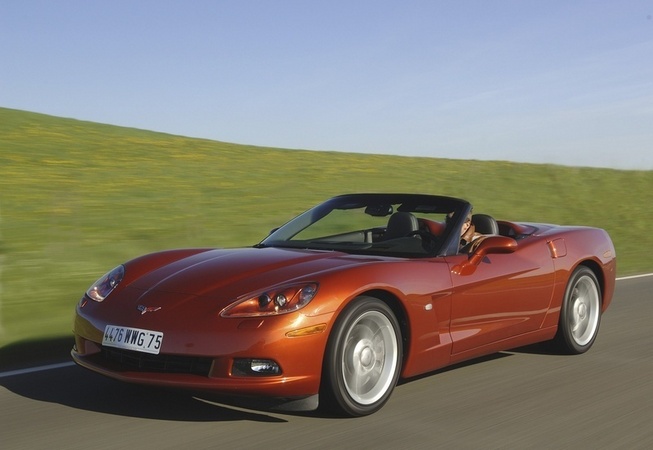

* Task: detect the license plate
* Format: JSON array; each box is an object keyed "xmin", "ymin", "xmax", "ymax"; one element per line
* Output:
[{"xmin": 102, "ymin": 325, "xmax": 164, "ymax": 355}]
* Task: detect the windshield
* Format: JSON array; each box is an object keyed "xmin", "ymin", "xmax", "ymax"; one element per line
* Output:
[{"xmin": 260, "ymin": 193, "xmax": 470, "ymax": 257}]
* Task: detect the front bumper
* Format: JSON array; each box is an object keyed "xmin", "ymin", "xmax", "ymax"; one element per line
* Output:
[{"xmin": 72, "ymin": 308, "xmax": 332, "ymax": 400}]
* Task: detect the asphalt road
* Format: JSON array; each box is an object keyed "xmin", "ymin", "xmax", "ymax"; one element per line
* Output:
[{"xmin": 2, "ymin": 276, "xmax": 652, "ymax": 449}]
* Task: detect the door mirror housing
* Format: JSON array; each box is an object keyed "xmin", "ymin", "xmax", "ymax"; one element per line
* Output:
[{"xmin": 452, "ymin": 235, "xmax": 517, "ymax": 275}]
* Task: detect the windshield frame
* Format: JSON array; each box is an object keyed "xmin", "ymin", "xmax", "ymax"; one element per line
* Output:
[{"xmin": 259, "ymin": 193, "xmax": 472, "ymax": 258}]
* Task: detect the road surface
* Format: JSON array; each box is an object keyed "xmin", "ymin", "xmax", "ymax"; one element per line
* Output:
[{"xmin": 1, "ymin": 275, "xmax": 651, "ymax": 449}]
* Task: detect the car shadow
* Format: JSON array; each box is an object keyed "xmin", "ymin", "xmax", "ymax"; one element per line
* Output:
[
  {"xmin": 508, "ymin": 341, "xmax": 563, "ymax": 355},
  {"xmin": 398, "ymin": 351, "xmax": 513, "ymax": 385},
  {"xmin": 0, "ymin": 335, "xmax": 77, "ymax": 371}
]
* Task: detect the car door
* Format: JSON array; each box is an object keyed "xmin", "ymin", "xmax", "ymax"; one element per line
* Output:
[{"xmin": 446, "ymin": 239, "xmax": 555, "ymax": 355}]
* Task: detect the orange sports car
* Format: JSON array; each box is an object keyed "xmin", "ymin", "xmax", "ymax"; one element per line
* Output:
[{"xmin": 72, "ymin": 193, "xmax": 616, "ymax": 416}]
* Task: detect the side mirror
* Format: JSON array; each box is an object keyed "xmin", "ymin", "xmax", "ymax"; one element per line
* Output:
[{"xmin": 452, "ymin": 235, "xmax": 517, "ymax": 275}]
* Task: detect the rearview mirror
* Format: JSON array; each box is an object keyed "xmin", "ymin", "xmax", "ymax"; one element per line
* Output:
[
  {"xmin": 452, "ymin": 236, "xmax": 517, "ymax": 275},
  {"xmin": 471, "ymin": 235, "xmax": 517, "ymax": 258},
  {"xmin": 365, "ymin": 204, "xmax": 393, "ymax": 217}
]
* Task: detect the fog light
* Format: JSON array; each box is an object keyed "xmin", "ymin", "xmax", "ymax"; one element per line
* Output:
[{"xmin": 232, "ymin": 358, "xmax": 281, "ymax": 376}]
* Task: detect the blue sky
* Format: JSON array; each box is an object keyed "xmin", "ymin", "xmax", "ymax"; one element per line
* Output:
[{"xmin": 2, "ymin": 1, "xmax": 652, "ymax": 169}]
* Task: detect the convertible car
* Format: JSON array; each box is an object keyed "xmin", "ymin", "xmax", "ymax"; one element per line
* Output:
[{"xmin": 72, "ymin": 193, "xmax": 616, "ymax": 416}]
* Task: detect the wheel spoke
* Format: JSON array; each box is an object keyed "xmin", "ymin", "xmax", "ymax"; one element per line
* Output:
[
  {"xmin": 568, "ymin": 275, "xmax": 600, "ymax": 346},
  {"xmin": 341, "ymin": 310, "xmax": 398, "ymax": 405}
]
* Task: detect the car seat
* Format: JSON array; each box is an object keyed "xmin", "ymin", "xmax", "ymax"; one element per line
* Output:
[
  {"xmin": 384, "ymin": 212, "xmax": 419, "ymax": 240},
  {"xmin": 472, "ymin": 214, "xmax": 500, "ymax": 235}
]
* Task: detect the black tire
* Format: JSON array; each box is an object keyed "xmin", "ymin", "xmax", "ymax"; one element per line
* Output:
[
  {"xmin": 553, "ymin": 266, "xmax": 602, "ymax": 354},
  {"xmin": 321, "ymin": 296, "xmax": 402, "ymax": 417}
]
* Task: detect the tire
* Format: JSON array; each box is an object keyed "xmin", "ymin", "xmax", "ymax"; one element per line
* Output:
[
  {"xmin": 321, "ymin": 296, "xmax": 402, "ymax": 417},
  {"xmin": 553, "ymin": 266, "xmax": 602, "ymax": 354}
]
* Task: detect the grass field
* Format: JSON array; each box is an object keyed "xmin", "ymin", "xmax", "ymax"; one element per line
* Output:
[{"xmin": 1, "ymin": 107, "xmax": 651, "ymax": 347}]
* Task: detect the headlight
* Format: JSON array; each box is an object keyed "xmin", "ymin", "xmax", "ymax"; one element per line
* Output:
[
  {"xmin": 85, "ymin": 265, "xmax": 125, "ymax": 302},
  {"xmin": 220, "ymin": 283, "xmax": 318, "ymax": 317}
]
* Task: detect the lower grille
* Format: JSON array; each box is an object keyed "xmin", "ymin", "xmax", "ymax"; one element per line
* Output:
[{"xmin": 101, "ymin": 347, "xmax": 213, "ymax": 376}]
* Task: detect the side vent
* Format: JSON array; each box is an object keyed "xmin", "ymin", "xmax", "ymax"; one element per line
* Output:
[{"xmin": 547, "ymin": 238, "xmax": 567, "ymax": 258}]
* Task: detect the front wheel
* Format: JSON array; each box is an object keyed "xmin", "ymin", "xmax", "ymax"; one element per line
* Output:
[
  {"xmin": 321, "ymin": 297, "xmax": 402, "ymax": 417},
  {"xmin": 553, "ymin": 266, "xmax": 602, "ymax": 354}
]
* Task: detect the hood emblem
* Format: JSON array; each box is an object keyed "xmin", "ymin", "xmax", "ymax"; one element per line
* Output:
[{"xmin": 137, "ymin": 305, "xmax": 162, "ymax": 315}]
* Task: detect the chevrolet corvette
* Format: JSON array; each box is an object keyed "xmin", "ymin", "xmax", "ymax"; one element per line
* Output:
[{"xmin": 72, "ymin": 193, "xmax": 616, "ymax": 416}]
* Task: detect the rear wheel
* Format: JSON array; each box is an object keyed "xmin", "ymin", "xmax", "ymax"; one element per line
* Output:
[
  {"xmin": 321, "ymin": 296, "xmax": 402, "ymax": 417},
  {"xmin": 553, "ymin": 266, "xmax": 601, "ymax": 354}
]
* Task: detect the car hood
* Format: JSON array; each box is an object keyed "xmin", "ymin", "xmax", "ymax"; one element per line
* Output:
[{"xmin": 124, "ymin": 246, "xmax": 372, "ymax": 306}]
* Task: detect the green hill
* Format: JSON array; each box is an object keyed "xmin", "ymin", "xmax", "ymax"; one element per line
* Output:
[{"xmin": 1, "ymin": 107, "xmax": 651, "ymax": 346}]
